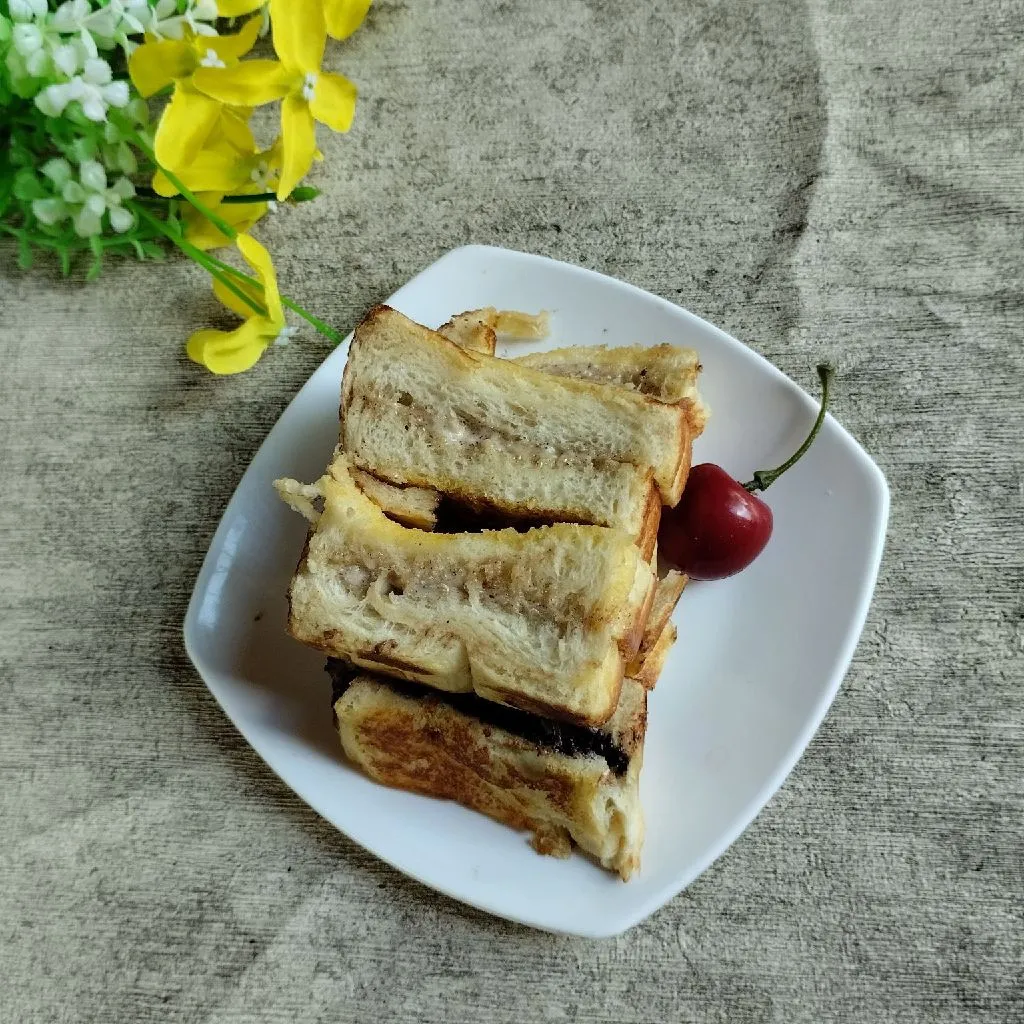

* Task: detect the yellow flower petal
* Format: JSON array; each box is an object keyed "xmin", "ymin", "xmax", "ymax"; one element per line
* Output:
[
  {"xmin": 193, "ymin": 60, "xmax": 291, "ymax": 106},
  {"xmin": 128, "ymin": 39, "xmax": 193, "ymax": 96},
  {"xmin": 277, "ymin": 93, "xmax": 316, "ymax": 200},
  {"xmin": 213, "ymin": 271, "xmax": 266, "ymax": 320},
  {"xmin": 325, "ymin": 0, "xmax": 371, "ymax": 41},
  {"xmin": 154, "ymin": 105, "xmax": 257, "ymax": 195},
  {"xmin": 216, "ymin": 0, "xmax": 266, "ymax": 14},
  {"xmin": 309, "ymin": 71, "xmax": 357, "ymax": 132},
  {"xmin": 269, "ymin": 0, "xmax": 326, "ymax": 72},
  {"xmin": 207, "ymin": 16, "xmax": 263, "ymax": 64},
  {"xmin": 184, "ymin": 194, "xmax": 269, "ymax": 249},
  {"xmin": 186, "ymin": 320, "xmax": 272, "ymax": 375},
  {"xmin": 260, "ymin": 136, "xmax": 284, "ymax": 173},
  {"xmin": 151, "ymin": 167, "xmax": 177, "ymax": 197},
  {"xmin": 219, "ymin": 106, "xmax": 256, "ymax": 152},
  {"xmin": 154, "ymin": 82, "xmax": 223, "ymax": 170},
  {"xmin": 237, "ymin": 234, "xmax": 283, "ymax": 325},
  {"xmin": 153, "ymin": 143, "xmax": 254, "ymax": 196}
]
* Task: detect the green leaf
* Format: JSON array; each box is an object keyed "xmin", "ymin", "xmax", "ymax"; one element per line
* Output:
[
  {"xmin": 86, "ymin": 236, "xmax": 103, "ymax": 281},
  {"xmin": 13, "ymin": 169, "xmax": 45, "ymax": 202},
  {"xmin": 17, "ymin": 235, "xmax": 33, "ymax": 271},
  {"xmin": 58, "ymin": 246, "xmax": 72, "ymax": 278},
  {"xmin": 71, "ymin": 136, "xmax": 98, "ymax": 164},
  {"xmin": 141, "ymin": 240, "xmax": 166, "ymax": 261},
  {"xmin": 10, "ymin": 77, "xmax": 38, "ymax": 100}
]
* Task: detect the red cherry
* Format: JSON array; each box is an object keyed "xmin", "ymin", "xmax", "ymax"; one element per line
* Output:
[
  {"xmin": 659, "ymin": 464, "xmax": 773, "ymax": 579},
  {"xmin": 659, "ymin": 364, "xmax": 833, "ymax": 581}
]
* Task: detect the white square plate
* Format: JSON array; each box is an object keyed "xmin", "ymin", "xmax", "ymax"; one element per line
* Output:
[{"xmin": 184, "ymin": 245, "xmax": 888, "ymax": 937}]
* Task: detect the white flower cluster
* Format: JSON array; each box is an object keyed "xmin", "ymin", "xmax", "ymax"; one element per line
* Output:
[
  {"xmin": 31, "ymin": 154, "xmax": 136, "ymax": 237},
  {"xmin": 6, "ymin": 0, "xmax": 219, "ymax": 123}
]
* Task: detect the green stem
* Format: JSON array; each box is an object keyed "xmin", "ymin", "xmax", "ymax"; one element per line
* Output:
[
  {"xmin": 207, "ymin": 192, "xmax": 277, "ymax": 205},
  {"xmin": 128, "ymin": 131, "xmax": 238, "ymax": 243},
  {"xmin": 134, "ymin": 205, "xmax": 266, "ymax": 317},
  {"xmin": 279, "ymin": 296, "xmax": 343, "ymax": 344},
  {"xmin": 202, "ymin": 250, "xmax": 344, "ymax": 345},
  {"xmin": 744, "ymin": 363, "xmax": 834, "ymax": 492},
  {"xmin": 134, "ymin": 187, "xmax": 320, "ymax": 205},
  {"xmin": 0, "ymin": 222, "xmax": 155, "ymax": 252}
]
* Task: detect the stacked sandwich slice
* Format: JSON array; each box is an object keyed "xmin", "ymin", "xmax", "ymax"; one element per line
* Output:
[{"xmin": 276, "ymin": 305, "xmax": 706, "ymax": 879}]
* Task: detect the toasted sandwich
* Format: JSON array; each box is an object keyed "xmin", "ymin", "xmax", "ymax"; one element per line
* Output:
[
  {"xmin": 339, "ymin": 307, "xmax": 692, "ymax": 546},
  {"xmin": 276, "ymin": 454, "xmax": 655, "ymax": 726},
  {"xmin": 330, "ymin": 665, "xmax": 649, "ymax": 880}
]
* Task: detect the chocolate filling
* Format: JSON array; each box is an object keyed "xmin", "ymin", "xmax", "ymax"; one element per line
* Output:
[
  {"xmin": 326, "ymin": 658, "xmax": 629, "ymax": 775},
  {"xmin": 432, "ymin": 496, "xmax": 588, "ymax": 535}
]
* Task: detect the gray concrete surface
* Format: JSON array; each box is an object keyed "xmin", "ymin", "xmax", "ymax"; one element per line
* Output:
[{"xmin": 2, "ymin": 1, "xmax": 1022, "ymax": 1021}]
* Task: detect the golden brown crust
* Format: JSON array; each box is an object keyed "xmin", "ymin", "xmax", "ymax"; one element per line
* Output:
[
  {"xmin": 602, "ymin": 676, "xmax": 649, "ymax": 757},
  {"xmin": 437, "ymin": 310, "xmax": 499, "ymax": 355},
  {"xmin": 633, "ymin": 623, "xmax": 676, "ymax": 690},
  {"xmin": 335, "ymin": 674, "xmax": 645, "ymax": 879},
  {"xmin": 475, "ymin": 674, "xmax": 623, "ymax": 728},
  {"xmin": 663, "ymin": 418, "xmax": 693, "ymax": 508},
  {"xmin": 616, "ymin": 561, "xmax": 656, "ymax": 664},
  {"xmin": 681, "ymin": 395, "xmax": 708, "ymax": 438},
  {"xmin": 636, "ymin": 480, "xmax": 662, "ymax": 562},
  {"xmin": 626, "ymin": 571, "xmax": 687, "ymax": 677},
  {"xmin": 351, "ymin": 469, "xmax": 440, "ymax": 530},
  {"xmin": 492, "ymin": 309, "xmax": 550, "ymax": 339}
]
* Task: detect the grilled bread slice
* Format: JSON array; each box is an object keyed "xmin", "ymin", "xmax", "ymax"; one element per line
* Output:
[
  {"xmin": 514, "ymin": 344, "xmax": 708, "ymax": 437},
  {"xmin": 277, "ymin": 455, "xmax": 655, "ymax": 726},
  {"xmin": 332, "ymin": 667, "xmax": 648, "ymax": 879},
  {"xmin": 351, "ymin": 468, "xmax": 440, "ymax": 530},
  {"xmin": 340, "ymin": 308, "xmax": 692, "ymax": 543}
]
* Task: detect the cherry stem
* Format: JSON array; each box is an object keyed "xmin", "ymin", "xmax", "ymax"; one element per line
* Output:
[{"xmin": 744, "ymin": 363, "xmax": 833, "ymax": 492}]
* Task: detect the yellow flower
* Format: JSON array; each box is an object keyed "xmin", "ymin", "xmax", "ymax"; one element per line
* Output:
[
  {"xmin": 151, "ymin": 108, "xmax": 257, "ymax": 196},
  {"xmin": 129, "ymin": 18, "xmax": 262, "ymax": 171},
  {"xmin": 217, "ymin": 1, "xmax": 370, "ymax": 40},
  {"xmin": 193, "ymin": 0, "xmax": 357, "ymax": 201},
  {"xmin": 216, "ymin": 0, "xmax": 266, "ymax": 13},
  {"xmin": 186, "ymin": 234, "xmax": 292, "ymax": 374},
  {"xmin": 324, "ymin": 0, "xmax": 371, "ymax": 40}
]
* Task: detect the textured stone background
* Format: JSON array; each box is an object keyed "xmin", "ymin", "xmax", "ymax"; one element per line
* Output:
[{"xmin": 2, "ymin": 1, "xmax": 1022, "ymax": 1021}]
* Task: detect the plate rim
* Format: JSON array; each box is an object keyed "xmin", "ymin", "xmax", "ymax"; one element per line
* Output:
[{"xmin": 184, "ymin": 243, "xmax": 890, "ymax": 937}]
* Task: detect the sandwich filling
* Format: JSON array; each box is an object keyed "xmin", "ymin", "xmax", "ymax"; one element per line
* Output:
[{"xmin": 326, "ymin": 658, "xmax": 631, "ymax": 775}]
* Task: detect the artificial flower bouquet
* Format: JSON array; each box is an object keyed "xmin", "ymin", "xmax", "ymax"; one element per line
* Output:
[{"xmin": 1, "ymin": 0, "xmax": 370, "ymax": 372}]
